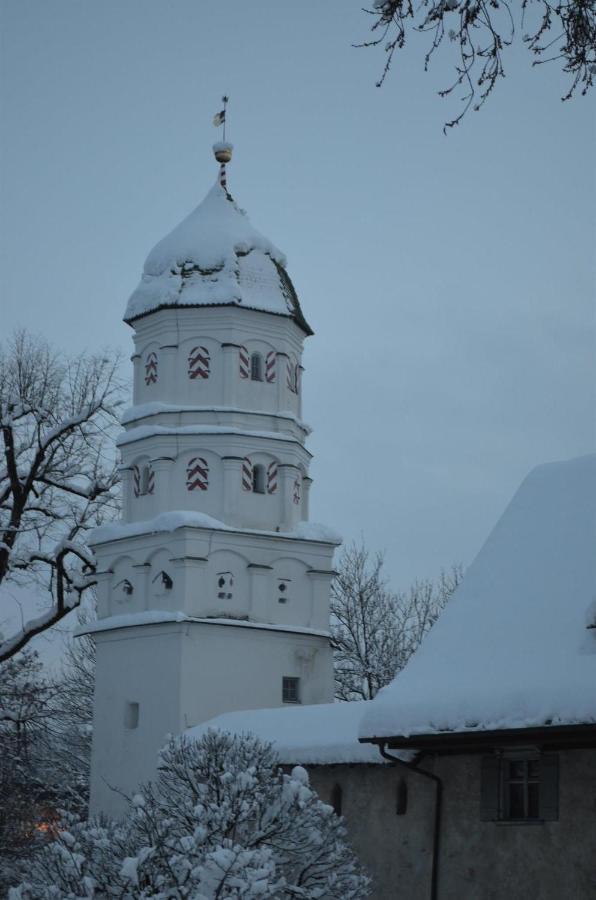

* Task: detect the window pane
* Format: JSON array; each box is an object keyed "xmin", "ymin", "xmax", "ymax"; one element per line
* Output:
[
  {"xmin": 508, "ymin": 783, "xmax": 525, "ymax": 819},
  {"xmin": 528, "ymin": 783, "xmax": 540, "ymax": 818},
  {"xmin": 528, "ymin": 760, "xmax": 539, "ymax": 780},
  {"xmin": 282, "ymin": 677, "xmax": 300, "ymax": 703},
  {"xmin": 509, "ymin": 761, "xmax": 525, "ymax": 780}
]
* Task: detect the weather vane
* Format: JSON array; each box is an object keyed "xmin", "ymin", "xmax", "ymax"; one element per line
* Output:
[{"xmin": 213, "ymin": 95, "xmax": 229, "ymax": 142}]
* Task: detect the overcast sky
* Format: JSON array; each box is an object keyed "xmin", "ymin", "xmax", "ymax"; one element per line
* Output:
[{"xmin": 1, "ymin": 0, "xmax": 595, "ymax": 624}]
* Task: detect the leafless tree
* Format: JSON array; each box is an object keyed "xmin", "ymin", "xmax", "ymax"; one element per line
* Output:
[
  {"xmin": 360, "ymin": 0, "xmax": 596, "ymax": 129},
  {"xmin": 0, "ymin": 641, "xmax": 94, "ymax": 893},
  {"xmin": 0, "ymin": 331, "xmax": 122, "ymax": 662},
  {"xmin": 330, "ymin": 541, "xmax": 462, "ymax": 700}
]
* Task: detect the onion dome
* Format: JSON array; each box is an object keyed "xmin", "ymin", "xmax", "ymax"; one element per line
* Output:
[{"xmin": 124, "ymin": 143, "xmax": 312, "ymax": 334}]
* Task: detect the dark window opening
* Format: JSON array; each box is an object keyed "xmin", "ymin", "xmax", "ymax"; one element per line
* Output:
[
  {"xmin": 282, "ymin": 676, "xmax": 300, "ymax": 704},
  {"xmin": 331, "ymin": 783, "xmax": 343, "ymax": 816},
  {"xmin": 252, "ymin": 464, "xmax": 266, "ymax": 494},
  {"xmin": 396, "ymin": 777, "xmax": 408, "ymax": 816},
  {"xmin": 504, "ymin": 759, "xmax": 540, "ymax": 820},
  {"xmin": 250, "ymin": 353, "xmax": 263, "ymax": 381}
]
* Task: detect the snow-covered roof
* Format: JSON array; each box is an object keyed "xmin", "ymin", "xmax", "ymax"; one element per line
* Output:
[
  {"xmin": 186, "ymin": 702, "xmax": 394, "ymax": 765},
  {"xmin": 360, "ymin": 454, "xmax": 596, "ymax": 743},
  {"xmin": 125, "ymin": 175, "xmax": 312, "ymax": 334}
]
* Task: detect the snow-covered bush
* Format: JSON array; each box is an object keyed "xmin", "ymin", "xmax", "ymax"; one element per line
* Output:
[{"xmin": 11, "ymin": 730, "xmax": 370, "ymax": 899}]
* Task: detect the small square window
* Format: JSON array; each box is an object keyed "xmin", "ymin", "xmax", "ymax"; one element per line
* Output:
[{"xmin": 282, "ymin": 677, "xmax": 300, "ymax": 704}]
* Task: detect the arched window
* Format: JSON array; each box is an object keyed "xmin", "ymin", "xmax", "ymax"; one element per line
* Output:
[
  {"xmin": 250, "ymin": 352, "xmax": 263, "ymax": 381},
  {"xmin": 144, "ymin": 351, "xmax": 158, "ymax": 385},
  {"xmin": 252, "ymin": 464, "xmax": 266, "ymax": 494},
  {"xmin": 188, "ymin": 346, "xmax": 210, "ymax": 380},
  {"xmin": 186, "ymin": 457, "xmax": 209, "ymax": 491},
  {"xmin": 331, "ymin": 783, "xmax": 343, "ymax": 816},
  {"xmin": 293, "ymin": 476, "xmax": 302, "ymax": 505}
]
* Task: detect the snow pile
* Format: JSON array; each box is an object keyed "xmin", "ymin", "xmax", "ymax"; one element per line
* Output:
[
  {"xmin": 125, "ymin": 180, "xmax": 305, "ymax": 325},
  {"xmin": 360, "ymin": 454, "xmax": 596, "ymax": 741},
  {"xmin": 92, "ymin": 510, "xmax": 227, "ymax": 543},
  {"xmin": 91, "ymin": 510, "xmax": 341, "ymax": 546},
  {"xmin": 187, "ymin": 701, "xmax": 397, "ymax": 765}
]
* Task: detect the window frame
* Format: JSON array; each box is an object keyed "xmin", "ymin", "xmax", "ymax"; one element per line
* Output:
[
  {"xmin": 250, "ymin": 352, "xmax": 264, "ymax": 382},
  {"xmin": 480, "ymin": 750, "xmax": 559, "ymax": 824},
  {"xmin": 282, "ymin": 676, "xmax": 301, "ymax": 704},
  {"xmin": 252, "ymin": 464, "xmax": 266, "ymax": 494}
]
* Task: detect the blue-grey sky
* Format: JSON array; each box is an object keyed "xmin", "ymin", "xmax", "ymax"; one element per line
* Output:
[{"xmin": 1, "ymin": 0, "xmax": 595, "ymax": 606}]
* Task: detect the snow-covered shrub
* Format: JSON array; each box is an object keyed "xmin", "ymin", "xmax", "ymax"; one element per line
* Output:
[{"xmin": 11, "ymin": 730, "xmax": 370, "ymax": 899}]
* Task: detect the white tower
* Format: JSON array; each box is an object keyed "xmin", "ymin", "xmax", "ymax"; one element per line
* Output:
[{"xmin": 88, "ymin": 142, "xmax": 339, "ymax": 816}]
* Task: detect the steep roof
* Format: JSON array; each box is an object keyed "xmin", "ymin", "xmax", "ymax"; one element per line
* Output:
[
  {"xmin": 124, "ymin": 173, "xmax": 312, "ymax": 334},
  {"xmin": 360, "ymin": 453, "xmax": 596, "ymax": 744}
]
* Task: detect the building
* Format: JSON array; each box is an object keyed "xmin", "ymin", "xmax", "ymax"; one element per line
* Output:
[
  {"xmin": 85, "ymin": 143, "xmax": 340, "ymax": 817},
  {"xmin": 193, "ymin": 453, "xmax": 596, "ymax": 900}
]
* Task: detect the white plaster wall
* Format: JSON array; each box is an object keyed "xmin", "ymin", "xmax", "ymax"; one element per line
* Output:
[
  {"xmin": 93, "ymin": 525, "xmax": 336, "ymax": 629},
  {"xmin": 89, "ymin": 620, "xmax": 334, "ymax": 818},
  {"xmin": 130, "ymin": 307, "xmax": 305, "ymax": 413},
  {"xmin": 119, "ymin": 432, "xmax": 309, "ymax": 531},
  {"xmin": 90, "ymin": 297, "xmax": 336, "ymax": 819},
  {"xmin": 89, "ymin": 625, "xmax": 184, "ymax": 817},
  {"xmin": 180, "ymin": 622, "xmax": 334, "ymax": 726}
]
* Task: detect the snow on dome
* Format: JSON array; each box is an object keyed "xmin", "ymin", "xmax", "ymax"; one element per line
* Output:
[
  {"xmin": 360, "ymin": 454, "xmax": 596, "ymax": 742},
  {"xmin": 125, "ymin": 177, "xmax": 311, "ymax": 333},
  {"xmin": 186, "ymin": 701, "xmax": 404, "ymax": 766}
]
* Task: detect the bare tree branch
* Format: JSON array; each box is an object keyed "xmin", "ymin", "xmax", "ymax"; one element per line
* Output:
[
  {"xmin": 331, "ymin": 540, "xmax": 463, "ymax": 700},
  {"xmin": 359, "ymin": 0, "xmax": 595, "ymax": 128},
  {"xmin": 0, "ymin": 331, "xmax": 123, "ymax": 662}
]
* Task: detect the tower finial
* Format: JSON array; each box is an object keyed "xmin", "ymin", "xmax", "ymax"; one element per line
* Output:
[{"xmin": 212, "ymin": 95, "xmax": 232, "ymax": 190}]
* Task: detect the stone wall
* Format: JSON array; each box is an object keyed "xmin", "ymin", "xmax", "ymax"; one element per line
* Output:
[{"xmin": 308, "ymin": 748, "xmax": 596, "ymax": 900}]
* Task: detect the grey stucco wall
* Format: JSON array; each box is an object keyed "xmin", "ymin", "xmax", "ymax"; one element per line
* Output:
[{"xmin": 308, "ymin": 749, "xmax": 596, "ymax": 900}]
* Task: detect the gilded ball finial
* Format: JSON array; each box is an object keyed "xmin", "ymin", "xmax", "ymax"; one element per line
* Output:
[{"xmin": 213, "ymin": 142, "xmax": 233, "ymax": 164}]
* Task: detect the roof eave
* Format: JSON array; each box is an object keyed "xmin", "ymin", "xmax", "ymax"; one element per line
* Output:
[
  {"xmin": 359, "ymin": 722, "xmax": 596, "ymax": 754},
  {"xmin": 124, "ymin": 301, "xmax": 314, "ymax": 336}
]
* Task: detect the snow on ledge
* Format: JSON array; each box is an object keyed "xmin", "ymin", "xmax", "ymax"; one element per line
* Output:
[
  {"xmin": 186, "ymin": 702, "xmax": 411, "ymax": 766},
  {"xmin": 91, "ymin": 511, "xmax": 342, "ymax": 546},
  {"xmin": 75, "ymin": 611, "xmax": 330, "ymax": 640}
]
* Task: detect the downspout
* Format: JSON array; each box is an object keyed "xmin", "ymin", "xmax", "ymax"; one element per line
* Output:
[{"xmin": 379, "ymin": 743, "xmax": 443, "ymax": 900}]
